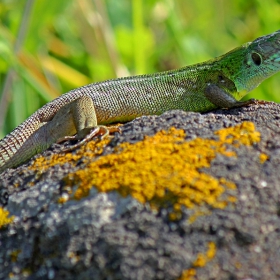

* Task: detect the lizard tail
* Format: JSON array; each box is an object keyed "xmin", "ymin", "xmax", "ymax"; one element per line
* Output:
[{"xmin": 0, "ymin": 116, "xmax": 44, "ymax": 173}]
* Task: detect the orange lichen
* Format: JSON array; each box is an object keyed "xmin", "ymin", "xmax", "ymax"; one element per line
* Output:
[
  {"xmin": 187, "ymin": 209, "xmax": 211, "ymax": 224},
  {"xmin": 179, "ymin": 242, "xmax": 216, "ymax": 280},
  {"xmin": 10, "ymin": 250, "xmax": 21, "ymax": 262},
  {"xmin": 215, "ymin": 121, "xmax": 260, "ymax": 146},
  {"xmin": 0, "ymin": 207, "xmax": 14, "ymax": 228},
  {"xmin": 30, "ymin": 137, "xmax": 111, "ymax": 171},
  {"xmin": 179, "ymin": 269, "xmax": 196, "ymax": 280},
  {"xmin": 57, "ymin": 196, "xmax": 68, "ymax": 204},
  {"xmin": 30, "ymin": 122, "xmax": 262, "ymax": 219},
  {"xmin": 259, "ymin": 153, "xmax": 269, "ymax": 164},
  {"xmin": 65, "ymin": 126, "xmax": 238, "ymax": 213},
  {"xmin": 235, "ymin": 261, "xmax": 242, "ymax": 269},
  {"xmin": 67, "ymin": 251, "xmax": 81, "ymax": 264},
  {"xmin": 206, "ymin": 242, "xmax": 216, "ymax": 260},
  {"xmin": 193, "ymin": 242, "xmax": 216, "ymax": 267}
]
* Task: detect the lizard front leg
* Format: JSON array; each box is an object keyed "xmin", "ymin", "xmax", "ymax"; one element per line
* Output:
[{"xmin": 204, "ymin": 84, "xmax": 259, "ymax": 109}]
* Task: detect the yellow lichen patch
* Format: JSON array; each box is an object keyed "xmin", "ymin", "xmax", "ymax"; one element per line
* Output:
[
  {"xmin": 187, "ymin": 209, "xmax": 211, "ymax": 224},
  {"xmin": 64, "ymin": 122, "xmax": 260, "ymax": 214},
  {"xmin": 30, "ymin": 137, "xmax": 111, "ymax": 171},
  {"xmin": 259, "ymin": 153, "xmax": 269, "ymax": 164},
  {"xmin": 235, "ymin": 261, "xmax": 242, "ymax": 269},
  {"xmin": 10, "ymin": 250, "xmax": 21, "ymax": 262},
  {"xmin": 206, "ymin": 242, "xmax": 216, "ymax": 259},
  {"xmin": 179, "ymin": 269, "xmax": 196, "ymax": 280},
  {"xmin": 178, "ymin": 242, "xmax": 216, "ymax": 280},
  {"xmin": 0, "ymin": 207, "xmax": 14, "ymax": 228},
  {"xmin": 215, "ymin": 121, "xmax": 260, "ymax": 146},
  {"xmin": 31, "ymin": 122, "xmax": 261, "ymax": 218},
  {"xmin": 57, "ymin": 196, "xmax": 68, "ymax": 204},
  {"xmin": 67, "ymin": 251, "xmax": 81, "ymax": 264},
  {"xmin": 65, "ymin": 126, "xmax": 239, "ymax": 213},
  {"xmin": 193, "ymin": 242, "xmax": 216, "ymax": 267}
]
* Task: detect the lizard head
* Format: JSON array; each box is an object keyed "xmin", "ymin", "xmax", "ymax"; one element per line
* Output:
[
  {"xmin": 234, "ymin": 30, "xmax": 280, "ymax": 96},
  {"xmin": 216, "ymin": 30, "xmax": 280, "ymax": 100}
]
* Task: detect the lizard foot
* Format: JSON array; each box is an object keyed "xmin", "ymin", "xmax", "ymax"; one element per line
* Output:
[
  {"xmin": 245, "ymin": 99, "xmax": 271, "ymax": 106},
  {"xmin": 229, "ymin": 98, "xmax": 271, "ymax": 108},
  {"xmin": 58, "ymin": 125, "xmax": 109, "ymax": 153}
]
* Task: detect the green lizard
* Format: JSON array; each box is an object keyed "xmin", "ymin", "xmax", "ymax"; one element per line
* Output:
[{"xmin": 0, "ymin": 30, "xmax": 280, "ymax": 173}]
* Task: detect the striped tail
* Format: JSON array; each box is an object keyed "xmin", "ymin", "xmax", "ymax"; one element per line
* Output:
[{"xmin": 0, "ymin": 115, "xmax": 46, "ymax": 173}]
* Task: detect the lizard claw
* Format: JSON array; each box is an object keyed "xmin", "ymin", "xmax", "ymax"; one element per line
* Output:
[
  {"xmin": 59, "ymin": 125, "xmax": 109, "ymax": 153},
  {"xmin": 238, "ymin": 98, "xmax": 271, "ymax": 107}
]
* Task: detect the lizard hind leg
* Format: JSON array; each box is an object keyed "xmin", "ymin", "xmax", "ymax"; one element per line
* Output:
[
  {"xmin": 55, "ymin": 95, "xmax": 108, "ymax": 152},
  {"xmin": 72, "ymin": 95, "xmax": 98, "ymax": 139}
]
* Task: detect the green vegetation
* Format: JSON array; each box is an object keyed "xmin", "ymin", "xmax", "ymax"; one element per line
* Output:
[{"xmin": 1, "ymin": 0, "xmax": 280, "ymax": 137}]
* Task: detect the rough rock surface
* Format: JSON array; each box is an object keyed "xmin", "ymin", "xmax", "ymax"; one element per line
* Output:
[{"xmin": 1, "ymin": 102, "xmax": 280, "ymax": 280}]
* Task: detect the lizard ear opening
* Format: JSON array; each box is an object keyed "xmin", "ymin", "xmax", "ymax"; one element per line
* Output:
[{"xmin": 251, "ymin": 52, "xmax": 262, "ymax": 66}]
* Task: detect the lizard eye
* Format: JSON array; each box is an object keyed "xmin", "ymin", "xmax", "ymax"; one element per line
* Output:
[{"xmin": 251, "ymin": 52, "xmax": 262, "ymax": 66}]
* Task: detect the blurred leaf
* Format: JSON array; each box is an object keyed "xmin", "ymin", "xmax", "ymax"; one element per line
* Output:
[
  {"xmin": 1, "ymin": 0, "xmax": 280, "ymax": 136},
  {"xmin": 39, "ymin": 56, "xmax": 91, "ymax": 89}
]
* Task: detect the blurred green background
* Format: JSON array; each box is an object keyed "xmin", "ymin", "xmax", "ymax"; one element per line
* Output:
[{"xmin": 1, "ymin": 0, "xmax": 280, "ymax": 138}]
